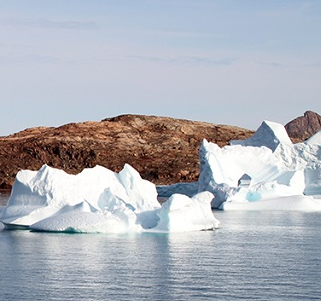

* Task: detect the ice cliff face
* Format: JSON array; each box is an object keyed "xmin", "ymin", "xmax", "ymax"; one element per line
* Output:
[{"xmin": 199, "ymin": 120, "xmax": 321, "ymax": 209}]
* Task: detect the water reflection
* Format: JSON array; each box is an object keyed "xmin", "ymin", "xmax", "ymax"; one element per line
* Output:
[
  {"xmin": 0, "ymin": 229, "xmax": 219, "ymax": 300},
  {"xmin": 1, "ymin": 210, "xmax": 321, "ymax": 300}
]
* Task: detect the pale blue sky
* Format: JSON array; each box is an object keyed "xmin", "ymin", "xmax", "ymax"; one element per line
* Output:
[{"xmin": 0, "ymin": 0, "xmax": 320, "ymax": 135}]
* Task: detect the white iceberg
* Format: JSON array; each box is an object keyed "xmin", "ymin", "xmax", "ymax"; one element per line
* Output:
[
  {"xmin": 231, "ymin": 120, "xmax": 293, "ymax": 151},
  {"xmin": 199, "ymin": 121, "xmax": 321, "ymax": 210},
  {"xmin": 152, "ymin": 191, "xmax": 220, "ymax": 232},
  {"xmin": 0, "ymin": 164, "xmax": 219, "ymax": 233}
]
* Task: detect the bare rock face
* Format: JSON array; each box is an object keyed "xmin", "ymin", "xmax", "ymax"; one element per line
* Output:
[
  {"xmin": 285, "ymin": 111, "xmax": 321, "ymax": 141},
  {"xmin": 0, "ymin": 114, "xmax": 254, "ymax": 189}
]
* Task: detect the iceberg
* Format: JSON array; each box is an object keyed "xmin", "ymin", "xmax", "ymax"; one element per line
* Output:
[
  {"xmin": 199, "ymin": 121, "xmax": 321, "ymax": 210},
  {"xmin": 230, "ymin": 120, "xmax": 293, "ymax": 151},
  {"xmin": 0, "ymin": 164, "xmax": 219, "ymax": 233},
  {"xmin": 153, "ymin": 191, "xmax": 220, "ymax": 232}
]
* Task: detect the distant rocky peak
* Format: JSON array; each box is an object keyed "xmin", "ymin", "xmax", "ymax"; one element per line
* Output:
[{"xmin": 285, "ymin": 111, "xmax": 321, "ymax": 141}]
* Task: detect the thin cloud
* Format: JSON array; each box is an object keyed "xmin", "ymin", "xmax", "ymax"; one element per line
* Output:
[
  {"xmin": 256, "ymin": 61, "xmax": 285, "ymax": 68},
  {"xmin": 0, "ymin": 18, "xmax": 98, "ymax": 30},
  {"xmin": 125, "ymin": 55, "xmax": 163, "ymax": 63},
  {"xmin": 125, "ymin": 54, "xmax": 237, "ymax": 66},
  {"xmin": 178, "ymin": 56, "xmax": 237, "ymax": 66},
  {"xmin": 257, "ymin": 1, "xmax": 319, "ymax": 18},
  {"xmin": 0, "ymin": 53, "xmax": 62, "ymax": 65},
  {"xmin": 308, "ymin": 61, "xmax": 321, "ymax": 68},
  {"xmin": 153, "ymin": 28, "xmax": 214, "ymax": 38}
]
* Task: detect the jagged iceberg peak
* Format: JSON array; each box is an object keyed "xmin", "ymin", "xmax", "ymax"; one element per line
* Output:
[
  {"xmin": 231, "ymin": 120, "xmax": 293, "ymax": 152},
  {"xmin": 0, "ymin": 164, "xmax": 219, "ymax": 233}
]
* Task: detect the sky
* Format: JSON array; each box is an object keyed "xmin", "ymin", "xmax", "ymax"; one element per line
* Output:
[{"xmin": 0, "ymin": 0, "xmax": 320, "ymax": 136}]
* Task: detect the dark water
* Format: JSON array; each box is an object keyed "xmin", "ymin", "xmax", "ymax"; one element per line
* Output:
[{"xmin": 1, "ymin": 199, "xmax": 321, "ymax": 300}]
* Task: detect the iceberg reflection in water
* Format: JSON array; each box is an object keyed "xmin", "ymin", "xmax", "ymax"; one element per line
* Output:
[{"xmin": 1, "ymin": 210, "xmax": 321, "ymax": 301}]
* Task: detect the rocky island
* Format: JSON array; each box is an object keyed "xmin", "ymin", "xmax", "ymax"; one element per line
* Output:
[{"xmin": 0, "ymin": 114, "xmax": 254, "ymax": 189}]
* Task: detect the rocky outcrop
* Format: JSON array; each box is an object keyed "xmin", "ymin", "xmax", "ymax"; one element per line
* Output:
[
  {"xmin": 0, "ymin": 114, "xmax": 254, "ymax": 190},
  {"xmin": 285, "ymin": 111, "xmax": 321, "ymax": 141}
]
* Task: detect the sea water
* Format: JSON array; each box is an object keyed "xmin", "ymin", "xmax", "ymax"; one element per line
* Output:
[{"xmin": 1, "ymin": 198, "xmax": 321, "ymax": 300}]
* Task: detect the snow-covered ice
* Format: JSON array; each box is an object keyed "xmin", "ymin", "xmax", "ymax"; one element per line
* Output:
[
  {"xmin": 199, "ymin": 121, "xmax": 321, "ymax": 210},
  {"xmin": 230, "ymin": 120, "xmax": 293, "ymax": 151},
  {"xmin": 0, "ymin": 164, "xmax": 218, "ymax": 233}
]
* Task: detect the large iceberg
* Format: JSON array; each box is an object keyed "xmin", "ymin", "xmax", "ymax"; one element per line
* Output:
[
  {"xmin": 0, "ymin": 164, "xmax": 219, "ymax": 233},
  {"xmin": 199, "ymin": 120, "xmax": 321, "ymax": 210}
]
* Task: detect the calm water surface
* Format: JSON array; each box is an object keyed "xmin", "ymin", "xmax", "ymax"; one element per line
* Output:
[{"xmin": 1, "ymin": 196, "xmax": 321, "ymax": 301}]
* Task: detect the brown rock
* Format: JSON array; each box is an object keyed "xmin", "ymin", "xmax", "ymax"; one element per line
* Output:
[
  {"xmin": 0, "ymin": 114, "xmax": 254, "ymax": 190},
  {"xmin": 285, "ymin": 111, "xmax": 321, "ymax": 142}
]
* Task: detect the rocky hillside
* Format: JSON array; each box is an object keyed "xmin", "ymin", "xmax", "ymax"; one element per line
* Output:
[
  {"xmin": 285, "ymin": 111, "xmax": 321, "ymax": 141},
  {"xmin": 0, "ymin": 114, "xmax": 254, "ymax": 190}
]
